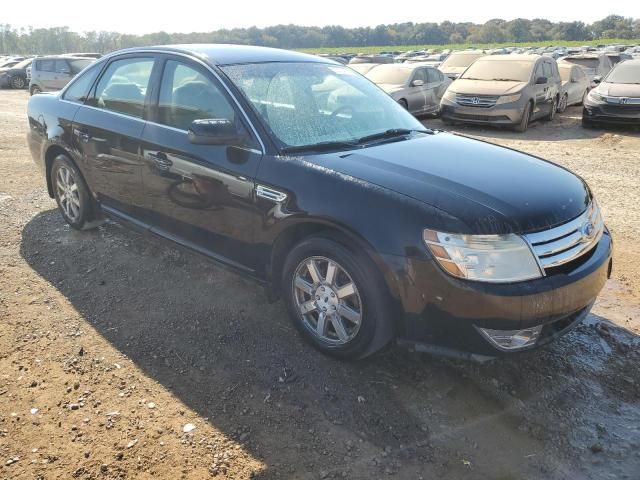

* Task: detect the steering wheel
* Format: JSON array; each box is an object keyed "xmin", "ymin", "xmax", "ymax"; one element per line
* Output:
[{"xmin": 330, "ymin": 105, "xmax": 355, "ymax": 118}]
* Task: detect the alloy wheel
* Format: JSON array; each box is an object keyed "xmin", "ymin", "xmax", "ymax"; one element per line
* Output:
[
  {"xmin": 11, "ymin": 76, "xmax": 25, "ymax": 89},
  {"xmin": 55, "ymin": 165, "xmax": 81, "ymax": 222},
  {"xmin": 292, "ymin": 256, "xmax": 362, "ymax": 345}
]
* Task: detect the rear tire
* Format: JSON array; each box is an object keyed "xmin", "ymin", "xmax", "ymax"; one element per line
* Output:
[
  {"xmin": 51, "ymin": 154, "xmax": 98, "ymax": 230},
  {"xmin": 544, "ymin": 97, "xmax": 558, "ymax": 121},
  {"xmin": 10, "ymin": 76, "xmax": 26, "ymax": 89},
  {"xmin": 514, "ymin": 102, "xmax": 532, "ymax": 132},
  {"xmin": 282, "ymin": 236, "xmax": 394, "ymax": 360}
]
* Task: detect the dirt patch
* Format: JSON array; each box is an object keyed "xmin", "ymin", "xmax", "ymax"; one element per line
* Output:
[{"xmin": 1, "ymin": 89, "xmax": 639, "ymax": 479}]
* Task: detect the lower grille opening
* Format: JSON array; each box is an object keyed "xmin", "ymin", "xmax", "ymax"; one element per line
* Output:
[{"xmin": 543, "ymin": 243, "xmax": 597, "ymax": 276}]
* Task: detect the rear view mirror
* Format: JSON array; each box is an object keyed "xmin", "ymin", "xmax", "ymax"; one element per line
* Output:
[
  {"xmin": 411, "ymin": 79, "xmax": 425, "ymax": 87},
  {"xmin": 188, "ymin": 118, "xmax": 244, "ymax": 145},
  {"xmin": 535, "ymin": 76, "xmax": 548, "ymax": 85}
]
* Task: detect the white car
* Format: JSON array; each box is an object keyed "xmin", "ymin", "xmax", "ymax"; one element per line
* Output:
[{"xmin": 557, "ymin": 64, "xmax": 591, "ymax": 112}]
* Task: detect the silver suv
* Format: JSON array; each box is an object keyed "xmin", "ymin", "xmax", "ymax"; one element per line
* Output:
[
  {"xmin": 29, "ymin": 56, "xmax": 93, "ymax": 95},
  {"xmin": 440, "ymin": 55, "xmax": 562, "ymax": 132}
]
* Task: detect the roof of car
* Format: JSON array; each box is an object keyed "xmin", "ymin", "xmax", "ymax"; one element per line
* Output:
[
  {"xmin": 108, "ymin": 44, "xmax": 334, "ymax": 66},
  {"xmin": 477, "ymin": 54, "xmax": 541, "ymax": 62}
]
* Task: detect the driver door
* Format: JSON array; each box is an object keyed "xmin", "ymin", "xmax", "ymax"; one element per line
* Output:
[
  {"xmin": 140, "ymin": 56, "xmax": 263, "ymax": 269},
  {"xmin": 406, "ymin": 68, "xmax": 429, "ymax": 113}
]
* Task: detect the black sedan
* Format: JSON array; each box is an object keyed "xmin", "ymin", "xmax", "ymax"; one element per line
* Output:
[
  {"xmin": 583, "ymin": 59, "xmax": 640, "ymax": 127},
  {"xmin": 0, "ymin": 58, "xmax": 32, "ymax": 89},
  {"xmin": 26, "ymin": 45, "xmax": 612, "ymax": 360}
]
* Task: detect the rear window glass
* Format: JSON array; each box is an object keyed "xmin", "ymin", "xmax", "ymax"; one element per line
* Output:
[{"xmin": 563, "ymin": 58, "xmax": 599, "ymax": 70}]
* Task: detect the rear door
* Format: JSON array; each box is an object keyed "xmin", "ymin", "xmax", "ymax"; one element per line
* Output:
[
  {"xmin": 37, "ymin": 59, "xmax": 56, "ymax": 90},
  {"xmin": 406, "ymin": 68, "xmax": 429, "ymax": 113},
  {"xmin": 139, "ymin": 56, "xmax": 263, "ymax": 268},
  {"xmin": 73, "ymin": 55, "xmax": 157, "ymax": 216},
  {"xmin": 53, "ymin": 59, "xmax": 73, "ymax": 90},
  {"xmin": 532, "ymin": 61, "xmax": 551, "ymax": 118}
]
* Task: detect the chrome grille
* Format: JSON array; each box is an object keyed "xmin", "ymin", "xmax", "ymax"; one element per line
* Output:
[
  {"xmin": 456, "ymin": 94, "xmax": 499, "ymax": 108},
  {"xmin": 525, "ymin": 202, "xmax": 604, "ymax": 270}
]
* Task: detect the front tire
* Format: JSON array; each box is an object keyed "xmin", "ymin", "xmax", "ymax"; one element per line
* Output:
[
  {"xmin": 398, "ymin": 99, "xmax": 408, "ymax": 110},
  {"xmin": 51, "ymin": 154, "xmax": 97, "ymax": 230},
  {"xmin": 282, "ymin": 237, "xmax": 394, "ymax": 359},
  {"xmin": 30, "ymin": 85, "xmax": 42, "ymax": 95},
  {"xmin": 514, "ymin": 102, "xmax": 532, "ymax": 132}
]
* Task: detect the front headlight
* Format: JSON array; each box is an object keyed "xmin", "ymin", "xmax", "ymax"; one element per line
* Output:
[
  {"xmin": 495, "ymin": 93, "xmax": 522, "ymax": 105},
  {"xmin": 423, "ymin": 229, "xmax": 542, "ymax": 283},
  {"xmin": 443, "ymin": 89, "xmax": 457, "ymax": 102},
  {"xmin": 588, "ymin": 90, "xmax": 605, "ymax": 103}
]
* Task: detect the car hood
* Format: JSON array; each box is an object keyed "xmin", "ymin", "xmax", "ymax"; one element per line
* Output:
[
  {"xmin": 377, "ymin": 84, "xmax": 405, "ymax": 95},
  {"xmin": 599, "ymin": 82, "xmax": 640, "ymax": 97},
  {"xmin": 305, "ymin": 133, "xmax": 590, "ymax": 234},
  {"xmin": 449, "ymin": 79, "xmax": 527, "ymax": 95}
]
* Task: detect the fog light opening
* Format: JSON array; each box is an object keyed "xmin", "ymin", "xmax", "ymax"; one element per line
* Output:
[{"xmin": 477, "ymin": 325, "xmax": 543, "ymax": 351}]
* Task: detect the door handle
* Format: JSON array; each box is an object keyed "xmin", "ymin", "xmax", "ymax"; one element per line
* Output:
[
  {"xmin": 73, "ymin": 128, "xmax": 91, "ymax": 142},
  {"xmin": 149, "ymin": 151, "xmax": 173, "ymax": 170}
]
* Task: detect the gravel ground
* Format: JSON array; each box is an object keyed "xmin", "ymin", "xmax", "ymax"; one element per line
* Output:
[{"xmin": 0, "ymin": 89, "xmax": 639, "ymax": 479}]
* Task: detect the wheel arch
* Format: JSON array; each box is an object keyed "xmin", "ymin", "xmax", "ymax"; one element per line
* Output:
[
  {"xmin": 44, "ymin": 145, "xmax": 75, "ymax": 198},
  {"xmin": 266, "ymin": 219, "xmax": 401, "ymax": 307}
]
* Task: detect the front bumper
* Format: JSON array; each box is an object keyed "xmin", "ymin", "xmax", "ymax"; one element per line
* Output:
[
  {"xmin": 384, "ymin": 229, "xmax": 613, "ymax": 358},
  {"xmin": 583, "ymin": 101, "xmax": 640, "ymax": 124},
  {"xmin": 440, "ymin": 98, "xmax": 525, "ymax": 125}
]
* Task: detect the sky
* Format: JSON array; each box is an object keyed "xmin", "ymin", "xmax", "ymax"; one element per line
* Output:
[{"xmin": 3, "ymin": 0, "xmax": 636, "ymax": 34}]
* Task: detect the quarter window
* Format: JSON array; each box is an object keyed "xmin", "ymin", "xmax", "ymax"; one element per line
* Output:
[
  {"xmin": 93, "ymin": 57, "xmax": 154, "ymax": 119},
  {"xmin": 157, "ymin": 60, "xmax": 236, "ymax": 131},
  {"xmin": 63, "ymin": 64, "xmax": 101, "ymax": 104}
]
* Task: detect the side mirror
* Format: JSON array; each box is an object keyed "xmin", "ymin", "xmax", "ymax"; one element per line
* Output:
[
  {"xmin": 411, "ymin": 79, "xmax": 425, "ymax": 87},
  {"xmin": 188, "ymin": 118, "xmax": 244, "ymax": 146},
  {"xmin": 593, "ymin": 75, "xmax": 602, "ymax": 84},
  {"xmin": 535, "ymin": 76, "xmax": 548, "ymax": 85}
]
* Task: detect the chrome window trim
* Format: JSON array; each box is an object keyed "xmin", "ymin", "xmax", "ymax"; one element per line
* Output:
[{"xmin": 61, "ymin": 49, "xmax": 266, "ymax": 155}]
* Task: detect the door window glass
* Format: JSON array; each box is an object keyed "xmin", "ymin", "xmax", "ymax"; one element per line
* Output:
[
  {"xmin": 157, "ymin": 60, "xmax": 236, "ymax": 131},
  {"xmin": 39, "ymin": 59, "xmax": 54, "ymax": 72},
  {"xmin": 93, "ymin": 57, "xmax": 154, "ymax": 118},
  {"xmin": 535, "ymin": 63, "xmax": 545, "ymax": 80},
  {"xmin": 427, "ymin": 68, "xmax": 440, "ymax": 83},
  {"xmin": 412, "ymin": 69, "xmax": 428, "ymax": 84},
  {"xmin": 55, "ymin": 60, "xmax": 70, "ymax": 74},
  {"xmin": 542, "ymin": 62, "xmax": 553, "ymax": 78}
]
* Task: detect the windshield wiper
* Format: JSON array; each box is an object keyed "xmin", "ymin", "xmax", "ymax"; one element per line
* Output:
[
  {"xmin": 356, "ymin": 128, "xmax": 432, "ymax": 145},
  {"xmin": 490, "ymin": 78, "xmax": 522, "ymax": 82},
  {"xmin": 280, "ymin": 140, "xmax": 358, "ymax": 154}
]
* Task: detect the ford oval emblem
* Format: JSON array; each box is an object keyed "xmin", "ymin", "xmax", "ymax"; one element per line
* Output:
[{"xmin": 580, "ymin": 221, "xmax": 596, "ymax": 241}]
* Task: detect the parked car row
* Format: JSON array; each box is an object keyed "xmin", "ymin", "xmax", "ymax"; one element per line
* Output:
[
  {"xmin": 0, "ymin": 53, "xmax": 100, "ymax": 91},
  {"xmin": 354, "ymin": 47, "xmax": 638, "ymax": 131}
]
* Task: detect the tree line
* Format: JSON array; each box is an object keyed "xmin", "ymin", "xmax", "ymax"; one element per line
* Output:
[{"xmin": 1, "ymin": 15, "xmax": 638, "ymax": 54}]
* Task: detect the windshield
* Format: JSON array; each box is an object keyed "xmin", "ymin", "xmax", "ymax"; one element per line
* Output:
[
  {"xmin": 440, "ymin": 52, "xmax": 484, "ymax": 69},
  {"xmin": 605, "ymin": 63, "xmax": 640, "ymax": 84},
  {"xmin": 222, "ymin": 62, "xmax": 423, "ymax": 149},
  {"xmin": 366, "ymin": 65, "xmax": 412, "ymax": 85},
  {"xmin": 461, "ymin": 60, "xmax": 533, "ymax": 82}
]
